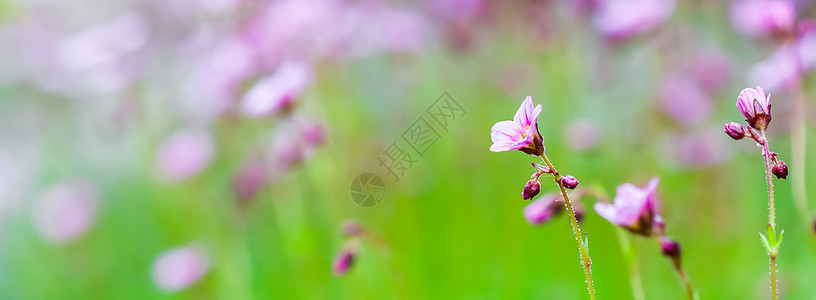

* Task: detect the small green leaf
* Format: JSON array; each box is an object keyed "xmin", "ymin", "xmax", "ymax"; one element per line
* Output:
[
  {"xmin": 759, "ymin": 232, "xmax": 772, "ymax": 254},
  {"xmin": 776, "ymin": 230, "xmax": 784, "ymax": 250},
  {"xmin": 583, "ymin": 233, "xmax": 590, "ymax": 252},
  {"xmin": 767, "ymin": 224, "xmax": 777, "ymax": 247}
]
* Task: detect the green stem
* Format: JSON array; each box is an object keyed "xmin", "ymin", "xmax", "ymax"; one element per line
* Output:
[
  {"xmin": 616, "ymin": 229, "xmax": 644, "ymax": 300},
  {"xmin": 788, "ymin": 40, "xmax": 810, "ymax": 229},
  {"xmin": 539, "ymin": 153, "xmax": 596, "ymax": 300}
]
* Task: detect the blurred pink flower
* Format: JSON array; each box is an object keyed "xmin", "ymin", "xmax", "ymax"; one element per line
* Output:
[
  {"xmin": 565, "ymin": 119, "xmax": 600, "ymax": 151},
  {"xmin": 594, "ymin": 177, "xmax": 660, "ymax": 236},
  {"xmin": 749, "ymin": 31, "xmax": 816, "ymax": 91},
  {"xmin": 594, "ymin": 0, "xmax": 675, "ymax": 40},
  {"xmin": 524, "ymin": 192, "xmax": 563, "ymax": 225},
  {"xmin": 684, "ymin": 49, "xmax": 732, "ymax": 92},
  {"xmin": 232, "ymin": 156, "xmax": 268, "ymax": 205},
  {"xmin": 151, "ymin": 245, "xmax": 209, "ymax": 291},
  {"xmin": 489, "ymin": 96, "xmax": 544, "ymax": 154},
  {"xmin": 667, "ymin": 129, "xmax": 731, "ymax": 168},
  {"xmin": 659, "ymin": 73, "xmax": 712, "ymax": 127},
  {"xmin": 241, "ymin": 60, "xmax": 312, "ymax": 117},
  {"xmin": 427, "ymin": 0, "xmax": 486, "ymax": 24},
  {"xmin": 33, "ymin": 181, "xmax": 98, "ymax": 244},
  {"xmin": 157, "ymin": 129, "xmax": 215, "ymax": 181},
  {"xmin": 332, "ymin": 248, "xmax": 355, "ymax": 275},
  {"xmin": 266, "ymin": 116, "xmax": 327, "ymax": 182},
  {"xmin": 731, "ymin": 0, "xmax": 795, "ymax": 37}
]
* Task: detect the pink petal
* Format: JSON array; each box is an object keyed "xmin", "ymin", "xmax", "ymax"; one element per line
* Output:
[{"xmin": 513, "ymin": 96, "xmax": 535, "ymax": 128}]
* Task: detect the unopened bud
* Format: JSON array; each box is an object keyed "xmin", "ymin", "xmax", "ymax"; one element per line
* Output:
[
  {"xmin": 724, "ymin": 122, "xmax": 745, "ymax": 140},
  {"xmin": 341, "ymin": 220, "xmax": 362, "ymax": 237},
  {"xmin": 561, "ymin": 175, "xmax": 579, "ymax": 189},
  {"xmin": 772, "ymin": 160, "xmax": 788, "ymax": 179},
  {"xmin": 661, "ymin": 238, "xmax": 682, "ymax": 268},
  {"xmin": 332, "ymin": 248, "xmax": 355, "ymax": 275},
  {"xmin": 522, "ymin": 179, "xmax": 541, "ymax": 200}
]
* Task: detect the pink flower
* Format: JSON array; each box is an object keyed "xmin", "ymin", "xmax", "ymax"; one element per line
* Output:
[
  {"xmin": 659, "ymin": 73, "xmax": 712, "ymax": 127},
  {"xmin": 731, "ymin": 0, "xmax": 795, "ymax": 37},
  {"xmin": 594, "ymin": 177, "xmax": 660, "ymax": 236},
  {"xmin": 231, "ymin": 156, "xmax": 268, "ymax": 206},
  {"xmin": 157, "ymin": 129, "xmax": 215, "ymax": 181},
  {"xmin": 489, "ymin": 96, "xmax": 544, "ymax": 155},
  {"xmin": 332, "ymin": 248, "xmax": 355, "ymax": 275},
  {"xmin": 33, "ymin": 181, "xmax": 98, "ymax": 244},
  {"xmin": 564, "ymin": 119, "xmax": 599, "ymax": 151},
  {"xmin": 736, "ymin": 86, "xmax": 772, "ymax": 130},
  {"xmin": 749, "ymin": 31, "xmax": 816, "ymax": 91},
  {"xmin": 594, "ymin": 0, "xmax": 675, "ymax": 40},
  {"xmin": 241, "ymin": 60, "xmax": 312, "ymax": 117},
  {"xmin": 151, "ymin": 245, "xmax": 209, "ymax": 292},
  {"xmin": 524, "ymin": 192, "xmax": 564, "ymax": 225}
]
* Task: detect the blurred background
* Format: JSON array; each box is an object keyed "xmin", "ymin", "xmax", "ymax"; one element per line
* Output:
[{"xmin": 0, "ymin": 0, "xmax": 815, "ymax": 299}]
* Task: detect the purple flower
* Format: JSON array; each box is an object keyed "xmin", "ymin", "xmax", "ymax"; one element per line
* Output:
[
  {"xmin": 241, "ymin": 60, "xmax": 312, "ymax": 117},
  {"xmin": 489, "ymin": 96, "xmax": 544, "ymax": 155},
  {"xmin": 332, "ymin": 248, "xmax": 355, "ymax": 275},
  {"xmin": 594, "ymin": 0, "xmax": 675, "ymax": 40},
  {"xmin": 594, "ymin": 177, "xmax": 660, "ymax": 236},
  {"xmin": 157, "ymin": 129, "xmax": 215, "ymax": 181},
  {"xmin": 736, "ymin": 86, "xmax": 772, "ymax": 130},
  {"xmin": 731, "ymin": 0, "xmax": 795, "ymax": 37},
  {"xmin": 33, "ymin": 181, "xmax": 98, "ymax": 244},
  {"xmin": 524, "ymin": 192, "xmax": 564, "ymax": 225},
  {"xmin": 151, "ymin": 245, "xmax": 209, "ymax": 292}
]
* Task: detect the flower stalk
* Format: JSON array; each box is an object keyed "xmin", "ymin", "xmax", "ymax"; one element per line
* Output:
[{"xmin": 539, "ymin": 153, "xmax": 595, "ymax": 300}]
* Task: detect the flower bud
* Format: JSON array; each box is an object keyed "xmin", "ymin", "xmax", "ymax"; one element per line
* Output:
[
  {"xmin": 772, "ymin": 160, "xmax": 788, "ymax": 179},
  {"xmin": 661, "ymin": 238, "xmax": 682, "ymax": 269},
  {"xmin": 522, "ymin": 179, "xmax": 541, "ymax": 200},
  {"xmin": 561, "ymin": 175, "xmax": 579, "ymax": 189},
  {"xmin": 342, "ymin": 220, "xmax": 362, "ymax": 237},
  {"xmin": 724, "ymin": 122, "xmax": 745, "ymax": 140},
  {"xmin": 332, "ymin": 248, "xmax": 355, "ymax": 276}
]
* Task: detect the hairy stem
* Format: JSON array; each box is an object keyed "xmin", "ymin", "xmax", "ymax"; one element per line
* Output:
[
  {"xmin": 539, "ymin": 153, "xmax": 596, "ymax": 300},
  {"xmin": 761, "ymin": 132, "xmax": 779, "ymax": 300}
]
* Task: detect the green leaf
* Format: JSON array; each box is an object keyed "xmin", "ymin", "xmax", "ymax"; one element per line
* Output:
[
  {"xmin": 767, "ymin": 224, "xmax": 777, "ymax": 248},
  {"xmin": 759, "ymin": 232, "xmax": 772, "ymax": 254},
  {"xmin": 583, "ymin": 233, "xmax": 590, "ymax": 253},
  {"xmin": 776, "ymin": 230, "xmax": 784, "ymax": 251}
]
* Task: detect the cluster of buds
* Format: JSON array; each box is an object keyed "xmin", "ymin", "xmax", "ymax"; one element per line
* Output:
[
  {"xmin": 522, "ymin": 162, "xmax": 579, "ymax": 200},
  {"xmin": 724, "ymin": 86, "xmax": 789, "ymax": 180}
]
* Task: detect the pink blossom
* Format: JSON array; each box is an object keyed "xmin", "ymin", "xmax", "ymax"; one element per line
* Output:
[
  {"xmin": 594, "ymin": 177, "xmax": 660, "ymax": 236},
  {"xmin": 157, "ymin": 129, "xmax": 215, "ymax": 181},
  {"xmin": 241, "ymin": 60, "xmax": 312, "ymax": 117},
  {"xmin": 659, "ymin": 73, "xmax": 712, "ymax": 127},
  {"xmin": 749, "ymin": 31, "xmax": 816, "ymax": 91},
  {"xmin": 489, "ymin": 96, "xmax": 544, "ymax": 154},
  {"xmin": 151, "ymin": 245, "xmax": 209, "ymax": 291},
  {"xmin": 231, "ymin": 156, "xmax": 268, "ymax": 205},
  {"xmin": 736, "ymin": 86, "xmax": 772, "ymax": 129},
  {"xmin": 667, "ymin": 129, "xmax": 731, "ymax": 168},
  {"xmin": 731, "ymin": 0, "xmax": 795, "ymax": 37},
  {"xmin": 524, "ymin": 193, "xmax": 563, "ymax": 225},
  {"xmin": 33, "ymin": 181, "xmax": 98, "ymax": 244},
  {"xmin": 594, "ymin": 0, "xmax": 675, "ymax": 40}
]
